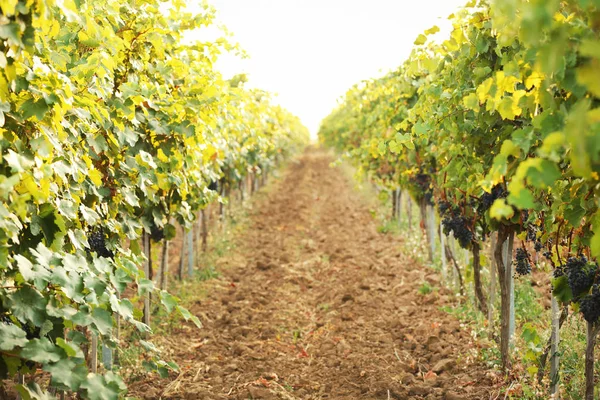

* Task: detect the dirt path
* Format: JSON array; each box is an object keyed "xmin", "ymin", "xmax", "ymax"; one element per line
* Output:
[{"xmin": 129, "ymin": 149, "xmax": 499, "ymax": 399}]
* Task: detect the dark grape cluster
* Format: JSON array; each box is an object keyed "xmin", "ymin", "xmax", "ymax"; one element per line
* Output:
[
  {"xmin": 553, "ymin": 266, "xmax": 564, "ymax": 278},
  {"xmin": 543, "ymin": 251, "xmax": 553, "ymax": 260},
  {"xmin": 438, "ymin": 200, "xmax": 452, "ymax": 216},
  {"xmin": 87, "ymin": 228, "xmax": 114, "ymax": 259},
  {"xmin": 208, "ymin": 180, "xmax": 218, "ymax": 192},
  {"xmin": 442, "ymin": 215, "xmax": 473, "ymax": 249},
  {"xmin": 0, "ymin": 313, "xmax": 11, "ymax": 325},
  {"xmin": 534, "ymin": 241, "xmax": 543, "ymax": 252},
  {"xmin": 24, "ymin": 323, "xmax": 41, "ymax": 340},
  {"xmin": 412, "ymin": 173, "xmax": 433, "ymax": 205},
  {"xmin": 1, "ymin": 312, "xmax": 39, "ymax": 339},
  {"xmin": 580, "ymin": 285, "xmax": 600, "ymax": 323},
  {"xmin": 526, "ymin": 225, "xmax": 537, "ymax": 242},
  {"xmin": 478, "ymin": 184, "xmax": 507, "ymax": 214},
  {"xmin": 564, "ymin": 255, "xmax": 597, "ymax": 298},
  {"xmin": 515, "ymin": 248, "xmax": 532, "ymax": 275},
  {"xmin": 150, "ymin": 224, "xmax": 164, "ymax": 242}
]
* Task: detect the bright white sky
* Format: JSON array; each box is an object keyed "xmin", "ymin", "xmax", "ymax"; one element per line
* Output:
[{"xmin": 191, "ymin": 0, "xmax": 467, "ymax": 138}]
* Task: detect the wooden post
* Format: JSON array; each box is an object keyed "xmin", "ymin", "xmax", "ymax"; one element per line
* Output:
[
  {"xmin": 427, "ymin": 205, "xmax": 436, "ymax": 258},
  {"xmin": 440, "ymin": 222, "xmax": 447, "ymax": 281},
  {"xmin": 187, "ymin": 229, "xmax": 194, "ymax": 277},
  {"xmin": 505, "ymin": 233, "xmax": 515, "ymax": 345},
  {"xmin": 225, "ymin": 184, "xmax": 231, "ymax": 218},
  {"xmin": 16, "ymin": 374, "xmax": 24, "ymax": 400},
  {"xmin": 585, "ymin": 322, "xmax": 600, "ymax": 400},
  {"xmin": 178, "ymin": 226, "xmax": 186, "ymax": 281},
  {"xmin": 90, "ymin": 334, "xmax": 98, "ymax": 373},
  {"xmin": 494, "ymin": 226, "xmax": 514, "ymax": 370},
  {"xmin": 201, "ymin": 209, "xmax": 208, "ymax": 252},
  {"xmin": 195, "ymin": 212, "xmax": 202, "ymax": 254},
  {"xmin": 159, "ymin": 240, "xmax": 169, "ymax": 291},
  {"xmin": 406, "ymin": 193, "xmax": 413, "ymax": 233},
  {"xmin": 450, "ymin": 234, "xmax": 459, "ymax": 288},
  {"xmin": 488, "ymin": 233, "xmax": 497, "ymax": 331},
  {"xmin": 143, "ymin": 233, "xmax": 151, "ymax": 327},
  {"xmin": 419, "ymin": 201, "xmax": 433, "ymax": 263},
  {"xmin": 392, "ymin": 189, "xmax": 398, "ymax": 220},
  {"xmin": 115, "ymin": 293, "xmax": 121, "ymax": 366},
  {"xmin": 550, "ymin": 296, "xmax": 560, "ymax": 397},
  {"xmin": 396, "ymin": 189, "xmax": 402, "ymax": 228},
  {"xmin": 219, "ymin": 183, "xmax": 225, "ymax": 220}
]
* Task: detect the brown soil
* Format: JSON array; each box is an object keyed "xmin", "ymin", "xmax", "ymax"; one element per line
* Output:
[{"xmin": 128, "ymin": 149, "xmax": 502, "ymax": 399}]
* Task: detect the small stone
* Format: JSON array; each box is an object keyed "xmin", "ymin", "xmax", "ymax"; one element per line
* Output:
[
  {"xmin": 248, "ymin": 386, "xmax": 273, "ymax": 399},
  {"xmin": 408, "ymin": 385, "xmax": 431, "ymax": 396},
  {"xmin": 445, "ymin": 392, "xmax": 466, "ymax": 400},
  {"xmin": 433, "ymin": 358, "xmax": 455, "ymax": 373},
  {"xmin": 400, "ymin": 372, "xmax": 415, "ymax": 385}
]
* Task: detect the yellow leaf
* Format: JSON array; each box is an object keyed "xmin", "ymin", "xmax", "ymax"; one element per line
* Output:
[
  {"xmin": 88, "ymin": 169, "xmax": 103, "ymax": 187},
  {"xmin": 497, "ymin": 96, "xmax": 519, "ymax": 120},
  {"xmin": 588, "ymin": 108, "xmax": 600, "ymax": 123},
  {"xmin": 500, "ymin": 140, "xmax": 520, "ymax": 157},
  {"xmin": 414, "ymin": 34, "xmax": 427, "ymax": 46},
  {"xmin": 477, "ymin": 78, "xmax": 494, "ymax": 103},
  {"xmin": 0, "ymin": 0, "xmax": 18, "ymax": 16},
  {"xmin": 576, "ymin": 61, "xmax": 600, "ymax": 97},
  {"xmin": 525, "ymin": 71, "xmax": 544, "ymax": 90},
  {"xmin": 425, "ymin": 25, "xmax": 440, "ymax": 35},
  {"xmin": 157, "ymin": 149, "xmax": 169, "ymax": 163},
  {"xmin": 463, "ymin": 93, "xmax": 480, "ymax": 112},
  {"xmin": 496, "ymin": 71, "xmax": 520, "ymax": 94},
  {"xmin": 490, "ymin": 198, "xmax": 515, "ymax": 220}
]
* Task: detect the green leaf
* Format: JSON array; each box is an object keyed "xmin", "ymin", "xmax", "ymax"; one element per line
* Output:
[
  {"xmin": 91, "ymin": 308, "xmax": 113, "ymax": 336},
  {"xmin": 592, "ymin": 230, "xmax": 600, "ymax": 259},
  {"xmin": 7, "ymin": 287, "xmax": 47, "ymax": 325},
  {"xmin": 137, "ymin": 278, "xmax": 154, "ymax": 296},
  {"xmin": 80, "ymin": 374, "xmax": 120, "ymax": 400},
  {"xmin": 0, "ymin": 23, "xmax": 20, "ymax": 44},
  {"xmin": 576, "ymin": 61, "xmax": 600, "ymax": 97},
  {"xmin": 4, "ymin": 150, "xmax": 33, "ymax": 172},
  {"xmin": 20, "ymin": 338, "xmax": 63, "ymax": 363},
  {"xmin": 507, "ymin": 185, "xmax": 536, "ymax": 210},
  {"xmin": 490, "ymin": 198, "xmax": 514, "ymax": 220},
  {"xmin": 44, "ymin": 359, "xmax": 87, "ymax": 391},
  {"xmin": 565, "ymin": 203, "xmax": 586, "ymax": 227},
  {"xmin": 552, "ymin": 276, "xmax": 573, "ymax": 304},
  {"xmin": 164, "ymin": 224, "xmax": 176, "ymax": 240},
  {"xmin": 20, "ymin": 98, "xmax": 50, "ymax": 121},
  {"xmin": 525, "ymin": 159, "xmax": 561, "ymax": 188},
  {"xmin": 463, "ymin": 93, "xmax": 480, "ymax": 112},
  {"xmin": 16, "ymin": 382, "xmax": 57, "ymax": 400},
  {"xmin": 176, "ymin": 306, "xmax": 202, "ymax": 329},
  {"xmin": 565, "ymin": 100, "xmax": 592, "ymax": 178},
  {"xmin": 159, "ymin": 290, "xmax": 179, "ymax": 313},
  {"xmin": 55, "ymin": 338, "xmax": 84, "ymax": 359},
  {"xmin": 0, "ymin": 323, "xmax": 28, "ymax": 351}
]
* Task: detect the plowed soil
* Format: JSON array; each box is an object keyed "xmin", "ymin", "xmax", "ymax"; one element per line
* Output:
[{"xmin": 128, "ymin": 149, "xmax": 501, "ymax": 399}]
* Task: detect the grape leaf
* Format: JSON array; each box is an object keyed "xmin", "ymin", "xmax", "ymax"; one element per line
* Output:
[{"xmin": 0, "ymin": 323, "xmax": 28, "ymax": 351}]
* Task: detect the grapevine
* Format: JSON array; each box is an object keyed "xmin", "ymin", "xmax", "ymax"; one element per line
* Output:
[{"xmin": 319, "ymin": 0, "xmax": 600, "ymax": 394}]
